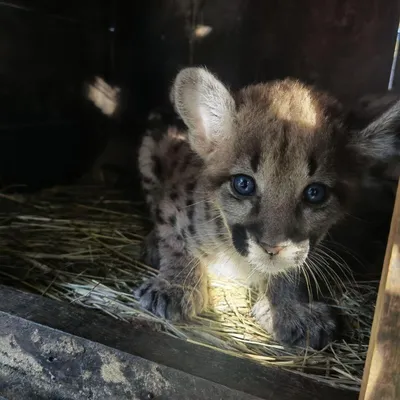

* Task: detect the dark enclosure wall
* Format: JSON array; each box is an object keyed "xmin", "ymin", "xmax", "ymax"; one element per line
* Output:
[{"xmin": 0, "ymin": 0, "xmax": 399, "ymax": 191}]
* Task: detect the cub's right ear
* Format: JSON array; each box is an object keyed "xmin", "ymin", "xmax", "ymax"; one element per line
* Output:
[
  {"xmin": 170, "ymin": 67, "xmax": 235, "ymax": 158},
  {"xmin": 350, "ymin": 99, "xmax": 400, "ymax": 177}
]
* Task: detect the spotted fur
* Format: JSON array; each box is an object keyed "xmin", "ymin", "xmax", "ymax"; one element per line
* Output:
[{"xmin": 136, "ymin": 67, "xmax": 400, "ymax": 349}]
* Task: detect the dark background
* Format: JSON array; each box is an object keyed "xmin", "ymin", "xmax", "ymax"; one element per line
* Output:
[{"xmin": 0, "ymin": 0, "xmax": 399, "ymax": 192}]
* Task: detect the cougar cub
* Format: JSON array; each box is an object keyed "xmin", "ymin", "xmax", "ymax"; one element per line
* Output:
[{"xmin": 136, "ymin": 67, "xmax": 400, "ymax": 349}]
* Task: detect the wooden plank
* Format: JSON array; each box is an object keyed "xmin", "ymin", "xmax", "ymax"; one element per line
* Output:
[
  {"xmin": 0, "ymin": 285, "xmax": 358, "ymax": 400},
  {"xmin": 0, "ymin": 312, "xmax": 261, "ymax": 400},
  {"xmin": 359, "ymin": 181, "xmax": 400, "ymax": 400}
]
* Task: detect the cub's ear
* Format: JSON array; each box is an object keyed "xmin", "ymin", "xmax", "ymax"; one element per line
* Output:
[
  {"xmin": 350, "ymin": 99, "xmax": 400, "ymax": 177},
  {"xmin": 170, "ymin": 67, "xmax": 235, "ymax": 158}
]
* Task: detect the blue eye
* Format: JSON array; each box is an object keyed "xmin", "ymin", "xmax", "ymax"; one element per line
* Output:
[
  {"xmin": 303, "ymin": 183, "xmax": 327, "ymax": 204},
  {"xmin": 232, "ymin": 174, "xmax": 256, "ymax": 196}
]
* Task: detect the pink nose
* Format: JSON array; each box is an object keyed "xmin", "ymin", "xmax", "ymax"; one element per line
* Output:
[{"xmin": 260, "ymin": 243, "xmax": 285, "ymax": 256}]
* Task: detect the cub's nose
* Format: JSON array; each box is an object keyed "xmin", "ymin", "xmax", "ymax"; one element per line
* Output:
[{"xmin": 259, "ymin": 242, "xmax": 285, "ymax": 256}]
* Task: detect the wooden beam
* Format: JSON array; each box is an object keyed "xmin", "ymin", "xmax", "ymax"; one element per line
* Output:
[
  {"xmin": 0, "ymin": 285, "xmax": 357, "ymax": 400},
  {"xmin": 360, "ymin": 181, "xmax": 400, "ymax": 400},
  {"xmin": 0, "ymin": 312, "xmax": 263, "ymax": 400}
]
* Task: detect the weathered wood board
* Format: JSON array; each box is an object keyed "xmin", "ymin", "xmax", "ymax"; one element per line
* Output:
[
  {"xmin": 0, "ymin": 312, "xmax": 261, "ymax": 400},
  {"xmin": 0, "ymin": 286, "xmax": 358, "ymax": 400},
  {"xmin": 360, "ymin": 182, "xmax": 400, "ymax": 399}
]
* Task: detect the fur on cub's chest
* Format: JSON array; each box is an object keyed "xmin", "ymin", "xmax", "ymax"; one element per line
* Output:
[
  {"xmin": 139, "ymin": 126, "xmax": 259, "ymax": 283},
  {"xmin": 205, "ymin": 251, "xmax": 262, "ymax": 285}
]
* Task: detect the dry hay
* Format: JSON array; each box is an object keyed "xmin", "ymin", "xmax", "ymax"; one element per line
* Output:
[{"xmin": 0, "ymin": 185, "xmax": 376, "ymax": 392}]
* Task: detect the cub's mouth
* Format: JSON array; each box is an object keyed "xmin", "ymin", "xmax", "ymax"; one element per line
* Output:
[
  {"xmin": 247, "ymin": 239, "xmax": 310, "ymax": 274},
  {"xmin": 230, "ymin": 224, "xmax": 310, "ymax": 274}
]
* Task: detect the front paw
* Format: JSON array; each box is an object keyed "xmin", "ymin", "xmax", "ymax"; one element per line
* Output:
[
  {"xmin": 134, "ymin": 277, "xmax": 206, "ymax": 321},
  {"xmin": 252, "ymin": 298, "xmax": 337, "ymax": 349}
]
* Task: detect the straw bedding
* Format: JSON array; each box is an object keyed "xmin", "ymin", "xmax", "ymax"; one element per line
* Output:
[{"xmin": 0, "ymin": 184, "xmax": 376, "ymax": 392}]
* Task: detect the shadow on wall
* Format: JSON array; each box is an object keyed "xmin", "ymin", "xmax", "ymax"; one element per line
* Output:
[{"xmin": 0, "ymin": 1, "xmax": 114, "ymax": 192}]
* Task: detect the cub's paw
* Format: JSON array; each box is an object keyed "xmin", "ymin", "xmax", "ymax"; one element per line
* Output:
[
  {"xmin": 252, "ymin": 298, "xmax": 337, "ymax": 350},
  {"xmin": 134, "ymin": 277, "xmax": 206, "ymax": 321}
]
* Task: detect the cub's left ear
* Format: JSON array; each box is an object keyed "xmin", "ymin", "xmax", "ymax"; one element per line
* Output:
[
  {"xmin": 169, "ymin": 67, "xmax": 236, "ymax": 159},
  {"xmin": 350, "ymin": 99, "xmax": 400, "ymax": 176}
]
